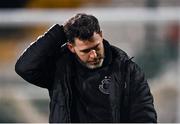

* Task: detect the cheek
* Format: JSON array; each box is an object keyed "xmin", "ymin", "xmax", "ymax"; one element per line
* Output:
[
  {"xmin": 76, "ymin": 53, "xmax": 89, "ymax": 62},
  {"xmin": 74, "ymin": 49, "xmax": 88, "ymax": 62},
  {"xmin": 97, "ymin": 49, "xmax": 104, "ymax": 57}
]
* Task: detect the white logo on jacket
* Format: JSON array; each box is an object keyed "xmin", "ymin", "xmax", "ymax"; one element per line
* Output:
[{"xmin": 99, "ymin": 76, "xmax": 111, "ymax": 94}]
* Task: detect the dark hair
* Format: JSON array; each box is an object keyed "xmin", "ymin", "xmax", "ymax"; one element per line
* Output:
[{"xmin": 64, "ymin": 13, "xmax": 101, "ymax": 43}]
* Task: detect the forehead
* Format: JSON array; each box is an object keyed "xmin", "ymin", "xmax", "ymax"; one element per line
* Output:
[{"xmin": 74, "ymin": 32, "xmax": 102, "ymax": 49}]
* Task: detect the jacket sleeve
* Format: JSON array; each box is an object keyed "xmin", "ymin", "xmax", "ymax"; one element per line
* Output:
[
  {"xmin": 15, "ymin": 24, "xmax": 67, "ymax": 89},
  {"xmin": 128, "ymin": 62, "xmax": 157, "ymax": 123}
]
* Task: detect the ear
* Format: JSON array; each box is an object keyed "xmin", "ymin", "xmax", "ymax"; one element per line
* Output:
[{"xmin": 67, "ymin": 42, "xmax": 75, "ymax": 53}]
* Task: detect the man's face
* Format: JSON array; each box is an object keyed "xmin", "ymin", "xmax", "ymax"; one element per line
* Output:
[{"xmin": 67, "ymin": 32, "xmax": 104, "ymax": 69}]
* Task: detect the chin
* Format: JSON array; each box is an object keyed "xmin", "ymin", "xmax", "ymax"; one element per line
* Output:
[{"xmin": 86, "ymin": 59, "xmax": 104, "ymax": 69}]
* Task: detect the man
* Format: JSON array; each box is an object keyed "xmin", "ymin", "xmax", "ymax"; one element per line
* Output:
[{"xmin": 15, "ymin": 13, "xmax": 157, "ymax": 123}]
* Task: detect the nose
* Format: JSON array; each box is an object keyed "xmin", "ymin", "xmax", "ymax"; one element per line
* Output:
[{"xmin": 89, "ymin": 49, "xmax": 97, "ymax": 59}]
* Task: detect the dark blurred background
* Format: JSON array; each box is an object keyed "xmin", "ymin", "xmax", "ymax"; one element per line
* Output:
[{"xmin": 0, "ymin": 0, "xmax": 179, "ymax": 122}]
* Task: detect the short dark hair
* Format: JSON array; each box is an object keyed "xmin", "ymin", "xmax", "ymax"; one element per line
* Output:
[{"xmin": 64, "ymin": 13, "xmax": 101, "ymax": 43}]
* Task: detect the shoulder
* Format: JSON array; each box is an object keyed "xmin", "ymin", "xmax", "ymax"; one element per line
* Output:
[
  {"xmin": 110, "ymin": 45, "xmax": 130, "ymax": 63},
  {"xmin": 110, "ymin": 44, "xmax": 141, "ymax": 74}
]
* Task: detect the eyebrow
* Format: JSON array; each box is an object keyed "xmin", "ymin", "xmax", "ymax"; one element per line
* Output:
[{"xmin": 80, "ymin": 43, "xmax": 100, "ymax": 52}]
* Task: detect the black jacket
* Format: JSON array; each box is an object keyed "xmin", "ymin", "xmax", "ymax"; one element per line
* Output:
[{"xmin": 15, "ymin": 24, "xmax": 157, "ymax": 123}]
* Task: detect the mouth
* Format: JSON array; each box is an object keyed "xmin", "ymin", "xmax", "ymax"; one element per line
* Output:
[
  {"xmin": 85, "ymin": 57, "xmax": 104, "ymax": 69},
  {"xmin": 88, "ymin": 61, "xmax": 98, "ymax": 65},
  {"xmin": 88, "ymin": 58, "xmax": 102, "ymax": 65}
]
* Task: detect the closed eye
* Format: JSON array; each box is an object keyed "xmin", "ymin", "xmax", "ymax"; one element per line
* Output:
[{"xmin": 80, "ymin": 43, "xmax": 100, "ymax": 53}]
